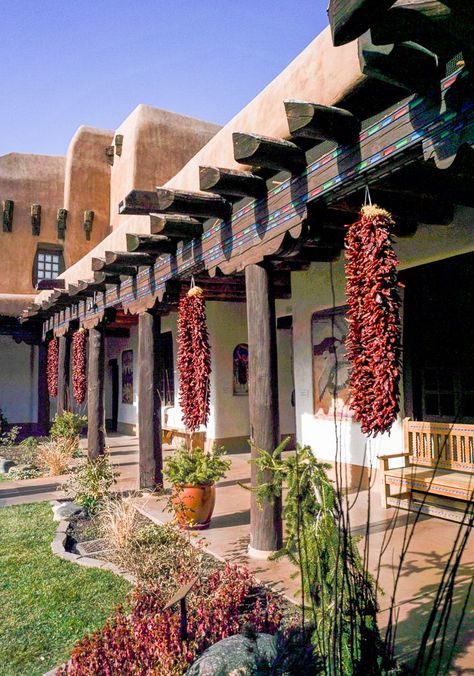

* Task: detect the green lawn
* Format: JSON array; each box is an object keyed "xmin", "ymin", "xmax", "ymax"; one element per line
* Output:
[{"xmin": 0, "ymin": 502, "xmax": 131, "ymax": 675}]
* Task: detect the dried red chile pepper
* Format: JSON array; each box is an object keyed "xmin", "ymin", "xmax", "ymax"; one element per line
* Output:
[
  {"xmin": 345, "ymin": 205, "xmax": 402, "ymax": 436},
  {"xmin": 176, "ymin": 286, "xmax": 211, "ymax": 431},
  {"xmin": 72, "ymin": 329, "xmax": 87, "ymax": 405},
  {"xmin": 47, "ymin": 337, "xmax": 59, "ymax": 398}
]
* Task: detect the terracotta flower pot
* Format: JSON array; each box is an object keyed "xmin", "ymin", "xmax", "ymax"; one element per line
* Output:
[{"xmin": 171, "ymin": 483, "xmax": 216, "ymax": 530}]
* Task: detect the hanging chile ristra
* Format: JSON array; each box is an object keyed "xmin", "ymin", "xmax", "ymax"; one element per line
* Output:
[
  {"xmin": 345, "ymin": 205, "xmax": 402, "ymax": 436},
  {"xmin": 72, "ymin": 328, "xmax": 87, "ymax": 405},
  {"xmin": 176, "ymin": 285, "xmax": 211, "ymax": 431},
  {"xmin": 47, "ymin": 337, "xmax": 59, "ymax": 398}
]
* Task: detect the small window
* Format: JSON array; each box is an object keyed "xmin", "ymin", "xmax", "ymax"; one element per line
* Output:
[
  {"xmin": 33, "ymin": 245, "xmax": 64, "ymax": 288},
  {"xmin": 160, "ymin": 332, "xmax": 175, "ymax": 406}
]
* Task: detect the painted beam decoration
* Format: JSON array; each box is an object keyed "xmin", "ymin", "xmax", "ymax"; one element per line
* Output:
[{"xmin": 41, "ymin": 67, "xmax": 474, "ymax": 334}]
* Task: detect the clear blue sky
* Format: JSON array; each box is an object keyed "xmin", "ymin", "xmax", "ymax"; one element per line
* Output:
[{"xmin": 0, "ymin": 0, "xmax": 328, "ymax": 157}]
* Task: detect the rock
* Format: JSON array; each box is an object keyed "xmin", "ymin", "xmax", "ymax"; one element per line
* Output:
[
  {"xmin": 0, "ymin": 457, "xmax": 15, "ymax": 474},
  {"xmin": 52, "ymin": 502, "xmax": 83, "ymax": 521},
  {"xmin": 186, "ymin": 633, "xmax": 277, "ymax": 675}
]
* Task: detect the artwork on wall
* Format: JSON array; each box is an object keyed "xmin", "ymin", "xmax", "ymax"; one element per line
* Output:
[
  {"xmin": 312, "ymin": 307, "xmax": 351, "ymax": 418},
  {"xmin": 233, "ymin": 343, "xmax": 249, "ymax": 396},
  {"xmin": 121, "ymin": 349, "xmax": 134, "ymax": 404}
]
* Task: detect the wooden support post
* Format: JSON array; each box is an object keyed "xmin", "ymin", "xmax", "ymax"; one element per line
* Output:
[
  {"xmin": 57, "ymin": 335, "xmax": 69, "ymax": 415},
  {"xmin": 87, "ymin": 326, "xmax": 105, "ymax": 460},
  {"xmin": 245, "ymin": 263, "xmax": 282, "ymax": 556},
  {"xmin": 37, "ymin": 343, "xmax": 50, "ymax": 435},
  {"xmin": 138, "ymin": 311, "xmax": 163, "ymax": 489}
]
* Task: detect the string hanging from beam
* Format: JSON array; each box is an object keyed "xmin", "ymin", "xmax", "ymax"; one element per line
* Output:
[
  {"xmin": 176, "ymin": 281, "xmax": 211, "ymax": 433},
  {"xmin": 345, "ymin": 203, "xmax": 402, "ymax": 436}
]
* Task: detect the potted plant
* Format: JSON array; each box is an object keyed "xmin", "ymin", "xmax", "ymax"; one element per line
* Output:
[{"xmin": 164, "ymin": 445, "xmax": 230, "ymax": 530}]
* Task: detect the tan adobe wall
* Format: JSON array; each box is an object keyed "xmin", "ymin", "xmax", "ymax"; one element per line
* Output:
[
  {"xmin": 0, "ymin": 153, "xmax": 65, "ymax": 294},
  {"xmin": 110, "ymin": 104, "xmax": 221, "ymax": 230},
  {"xmin": 63, "ymin": 125, "xmax": 114, "ymax": 265}
]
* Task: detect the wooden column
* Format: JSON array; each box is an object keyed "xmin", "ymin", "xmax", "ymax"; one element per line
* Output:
[
  {"xmin": 37, "ymin": 342, "xmax": 50, "ymax": 435},
  {"xmin": 245, "ymin": 263, "xmax": 282, "ymax": 556},
  {"xmin": 87, "ymin": 325, "xmax": 105, "ymax": 459},
  {"xmin": 138, "ymin": 311, "xmax": 163, "ymax": 489},
  {"xmin": 56, "ymin": 335, "xmax": 69, "ymax": 415}
]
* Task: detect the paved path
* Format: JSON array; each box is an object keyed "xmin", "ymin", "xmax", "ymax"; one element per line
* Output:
[{"xmin": 0, "ymin": 434, "xmax": 140, "ymax": 507}]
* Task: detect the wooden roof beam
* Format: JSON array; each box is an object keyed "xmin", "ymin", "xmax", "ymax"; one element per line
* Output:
[
  {"xmin": 199, "ymin": 166, "xmax": 267, "ymax": 200},
  {"xmin": 91, "ymin": 257, "xmax": 138, "ymax": 277},
  {"xmin": 284, "ymin": 101, "xmax": 360, "ymax": 144},
  {"xmin": 155, "ymin": 187, "xmax": 232, "ymax": 220},
  {"xmin": 328, "ymin": 0, "xmax": 397, "ymax": 46},
  {"xmin": 358, "ymin": 32, "xmax": 440, "ymax": 97},
  {"xmin": 126, "ymin": 232, "xmax": 177, "ymax": 255},
  {"xmin": 93, "ymin": 271, "xmax": 123, "ymax": 286},
  {"xmin": 370, "ymin": 2, "xmax": 457, "ymax": 60},
  {"xmin": 150, "ymin": 214, "xmax": 203, "ymax": 240},
  {"xmin": 232, "ymin": 132, "xmax": 306, "ymax": 173},
  {"xmin": 104, "ymin": 251, "xmax": 156, "ymax": 268},
  {"xmin": 119, "ymin": 190, "xmax": 161, "ymax": 215}
]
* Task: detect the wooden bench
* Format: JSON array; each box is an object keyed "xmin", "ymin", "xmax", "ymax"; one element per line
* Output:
[
  {"xmin": 161, "ymin": 425, "xmax": 206, "ymax": 450},
  {"xmin": 379, "ymin": 418, "xmax": 474, "ymax": 524}
]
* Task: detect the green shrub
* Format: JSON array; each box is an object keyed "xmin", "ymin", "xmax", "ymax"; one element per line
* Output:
[
  {"xmin": 7, "ymin": 465, "xmax": 42, "ymax": 480},
  {"xmin": 64, "ymin": 454, "xmax": 118, "ymax": 515},
  {"xmin": 50, "ymin": 412, "xmax": 87, "ymax": 440},
  {"xmin": 0, "ymin": 425, "xmax": 20, "ymax": 448},
  {"xmin": 163, "ymin": 445, "xmax": 230, "ymax": 486}
]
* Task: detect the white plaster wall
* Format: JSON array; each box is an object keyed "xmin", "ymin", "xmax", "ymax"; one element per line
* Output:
[
  {"xmin": 207, "ymin": 302, "xmax": 250, "ymax": 440},
  {"xmin": 292, "ymin": 206, "xmax": 474, "ymax": 467},
  {"xmin": 104, "ymin": 326, "xmax": 138, "ymax": 426},
  {"xmin": 0, "ymin": 337, "xmax": 37, "ymax": 423}
]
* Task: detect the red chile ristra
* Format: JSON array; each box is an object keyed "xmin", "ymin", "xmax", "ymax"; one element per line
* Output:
[
  {"xmin": 345, "ymin": 205, "xmax": 402, "ymax": 437},
  {"xmin": 72, "ymin": 328, "xmax": 87, "ymax": 405},
  {"xmin": 177, "ymin": 286, "xmax": 211, "ymax": 432},
  {"xmin": 47, "ymin": 337, "xmax": 59, "ymax": 398}
]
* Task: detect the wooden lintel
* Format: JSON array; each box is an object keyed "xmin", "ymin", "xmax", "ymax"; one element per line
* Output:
[
  {"xmin": 149, "ymin": 214, "xmax": 203, "ymax": 240},
  {"xmin": 104, "ymin": 251, "xmax": 156, "ymax": 268},
  {"xmin": 126, "ymin": 232, "xmax": 177, "ymax": 255},
  {"xmin": 284, "ymin": 101, "xmax": 360, "ymax": 144},
  {"xmin": 358, "ymin": 32, "xmax": 439, "ymax": 96},
  {"xmin": 155, "ymin": 187, "xmax": 232, "ymax": 220},
  {"xmin": 119, "ymin": 189, "xmax": 161, "ymax": 215},
  {"xmin": 233, "ymin": 132, "xmax": 306, "ymax": 173},
  {"xmin": 199, "ymin": 166, "xmax": 267, "ymax": 200},
  {"xmin": 328, "ymin": 0, "xmax": 397, "ymax": 46}
]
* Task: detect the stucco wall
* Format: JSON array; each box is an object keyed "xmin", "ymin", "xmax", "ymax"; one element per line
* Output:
[
  {"xmin": 0, "ymin": 337, "xmax": 37, "ymax": 424},
  {"xmin": 292, "ymin": 206, "xmax": 474, "ymax": 467},
  {"xmin": 0, "ymin": 153, "xmax": 65, "ymax": 293}
]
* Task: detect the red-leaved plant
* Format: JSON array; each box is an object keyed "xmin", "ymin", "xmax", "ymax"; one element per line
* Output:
[{"xmin": 58, "ymin": 564, "xmax": 283, "ymax": 676}]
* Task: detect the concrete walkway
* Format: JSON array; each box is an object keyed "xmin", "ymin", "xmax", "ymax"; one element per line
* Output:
[{"xmin": 0, "ymin": 433, "xmax": 140, "ymax": 507}]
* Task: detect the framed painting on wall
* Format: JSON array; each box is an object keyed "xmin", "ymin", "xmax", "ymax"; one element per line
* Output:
[
  {"xmin": 312, "ymin": 306, "xmax": 351, "ymax": 419},
  {"xmin": 121, "ymin": 349, "xmax": 134, "ymax": 404},
  {"xmin": 233, "ymin": 343, "xmax": 249, "ymax": 396}
]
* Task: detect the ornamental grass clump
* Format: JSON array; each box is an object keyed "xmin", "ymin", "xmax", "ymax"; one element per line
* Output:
[
  {"xmin": 59, "ymin": 563, "xmax": 284, "ymax": 676},
  {"xmin": 36, "ymin": 437, "xmax": 77, "ymax": 476}
]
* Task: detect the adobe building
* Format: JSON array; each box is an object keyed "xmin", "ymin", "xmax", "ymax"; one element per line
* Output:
[{"xmin": 3, "ymin": 1, "xmax": 474, "ymax": 555}]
